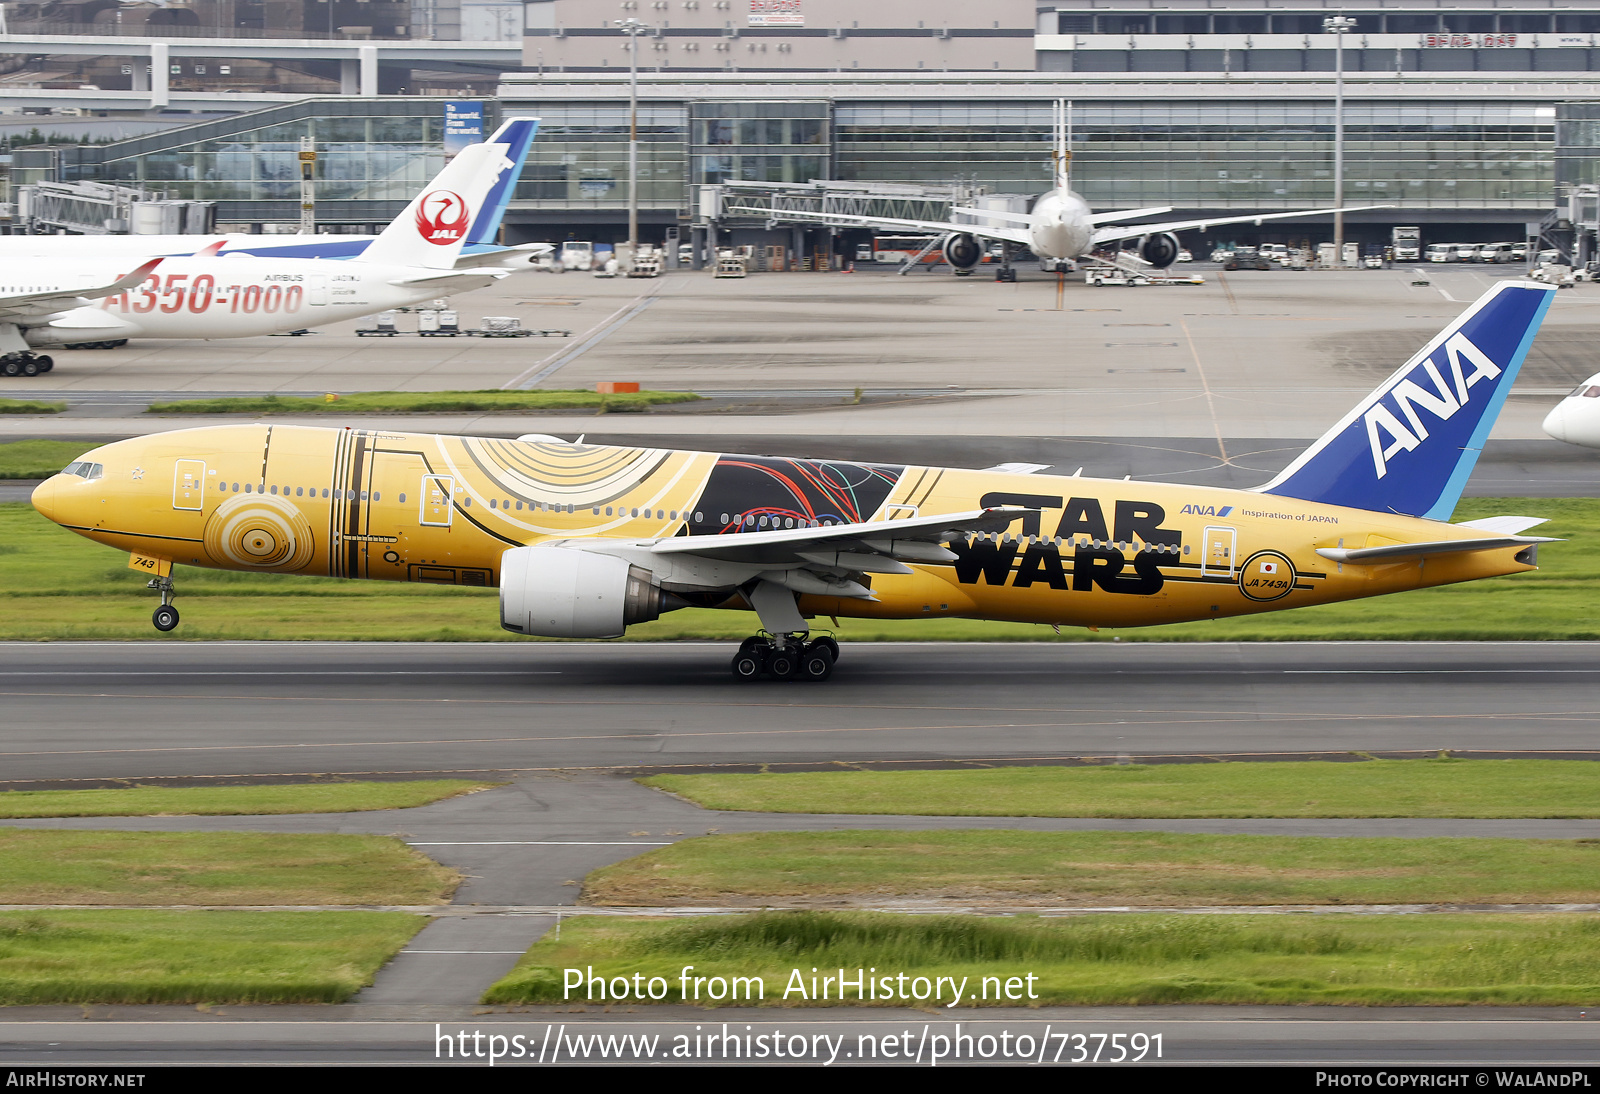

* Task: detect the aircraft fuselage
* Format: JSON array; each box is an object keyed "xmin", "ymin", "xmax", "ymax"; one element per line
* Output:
[{"xmin": 31, "ymin": 424, "xmax": 1534, "ymax": 630}]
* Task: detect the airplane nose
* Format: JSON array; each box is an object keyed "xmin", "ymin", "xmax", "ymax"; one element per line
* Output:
[
  {"xmin": 1543, "ymin": 402, "xmax": 1570, "ymax": 442},
  {"xmin": 30, "ymin": 476, "xmax": 57, "ymax": 522}
]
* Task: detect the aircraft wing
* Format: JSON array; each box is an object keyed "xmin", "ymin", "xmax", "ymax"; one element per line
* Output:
[
  {"xmin": 648, "ymin": 506, "xmax": 1034, "ymax": 566},
  {"xmin": 765, "ymin": 209, "xmax": 1034, "ymax": 247},
  {"xmin": 1090, "ymin": 205, "xmax": 1395, "ymax": 247},
  {"xmin": 0, "ymin": 258, "xmax": 161, "ymax": 321},
  {"xmin": 387, "ymin": 269, "xmax": 512, "ymax": 287}
]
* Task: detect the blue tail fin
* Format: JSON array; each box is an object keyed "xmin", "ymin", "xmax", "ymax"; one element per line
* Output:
[
  {"xmin": 465, "ymin": 117, "xmax": 540, "ymax": 247},
  {"xmin": 1257, "ymin": 279, "xmax": 1555, "ymax": 519}
]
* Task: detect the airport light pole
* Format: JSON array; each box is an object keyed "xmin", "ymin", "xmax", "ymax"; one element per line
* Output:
[
  {"xmin": 614, "ymin": 17, "xmax": 650, "ymax": 270},
  {"xmin": 1324, "ymin": 14, "xmax": 1357, "ymax": 268}
]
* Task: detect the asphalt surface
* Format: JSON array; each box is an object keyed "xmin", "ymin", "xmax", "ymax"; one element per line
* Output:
[{"xmin": 5, "ymin": 641, "xmax": 1599, "ymax": 782}]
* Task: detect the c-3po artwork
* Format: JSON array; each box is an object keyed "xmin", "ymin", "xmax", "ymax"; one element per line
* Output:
[{"xmin": 32, "ymin": 281, "xmax": 1556, "ymax": 682}]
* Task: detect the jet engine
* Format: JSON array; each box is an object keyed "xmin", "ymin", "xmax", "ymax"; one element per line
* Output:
[
  {"xmin": 1138, "ymin": 233, "xmax": 1181, "ymax": 269},
  {"xmin": 500, "ymin": 545, "xmax": 682, "ymax": 638},
  {"xmin": 942, "ymin": 232, "xmax": 985, "ymax": 271}
]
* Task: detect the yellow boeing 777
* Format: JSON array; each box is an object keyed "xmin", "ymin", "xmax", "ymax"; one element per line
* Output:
[{"xmin": 30, "ymin": 280, "xmax": 1557, "ymax": 681}]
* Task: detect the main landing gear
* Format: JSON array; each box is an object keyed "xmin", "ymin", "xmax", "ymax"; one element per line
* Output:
[
  {"xmin": 730, "ymin": 634, "xmax": 838, "ymax": 683},
  {"xmin": 148, "ymin": 574, "xmax": 179, "ymax": 632},
  {"xmin": 0, "ymin": 352, "xmax": 52, "ymax": 377}
]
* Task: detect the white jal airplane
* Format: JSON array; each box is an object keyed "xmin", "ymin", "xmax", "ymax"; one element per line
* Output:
[
  {"xmin": 817, "ymin": 102, "xmax": 1387, "ymax": 276},
  {"xmin": 0, "ymin": 118, "xmax": 544, "ymax": 268},
  {"xmin": 0, "ymin": 126, "xmax": 550, "ymax": 376}
]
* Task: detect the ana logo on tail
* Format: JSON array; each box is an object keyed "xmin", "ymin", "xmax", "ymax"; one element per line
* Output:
[
  {"xmin": 1365, "ymin": 331, "xmax": 1502, "ymax": 479},
  {"xmin": 415, "ymin": 190, "xmax": 469, "ymax": 246}
]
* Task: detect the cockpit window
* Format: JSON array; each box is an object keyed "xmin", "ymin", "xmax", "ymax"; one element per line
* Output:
[
  {"xmin": 60, "ymin": 462, "xmax": 103, "ymax": 480},
  {"xmin": 1569, "ymin": 384, "xmax": 1600, "ymax": 398},
  {"xmin": 1583, "ymin": 387, "xmax": 1600, "ymax": 399}
]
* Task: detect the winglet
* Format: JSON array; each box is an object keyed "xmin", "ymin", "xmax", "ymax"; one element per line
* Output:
[
  {"xmin": 193, "ymin": 240, "xmax": 227, "ymax": 258},
  {"xmin": 1257, "ymin": 280, "xmax": 1556, "ymax": 519},
  {"xmin": 104, "ymin": 258, "xmax": 162, "ymax": 295}
]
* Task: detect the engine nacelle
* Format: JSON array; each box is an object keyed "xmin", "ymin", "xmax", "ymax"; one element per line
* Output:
[
  {"xmin": 499, "ymin": 545, "xmax": 674, "ymax": 638},
  {"xmin": 1139, "ymin": 233, "xmax": 1181, "ymax": 269},
  {"xmin": 942, "ymin": 232, "xmax": 984, "ymax": 271}
]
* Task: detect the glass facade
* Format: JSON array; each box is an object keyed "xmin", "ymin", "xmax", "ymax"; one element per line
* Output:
[
  {"xmin": 1057, "ymin": 10, "xmax": 1600, "ymax": 35},
  {"xmin": 510, "ymin": 103, "xmax": 689, "ymax": 210},
  {"xmin": 836, "ymin": 100, "xmax": 1554, "ymax": 210},
  {"xmin": 101, "ymin": 113, "xmax": 446, "ymax": 203},
  {"xmin": 689, "ymin": 101, "xmax": 830, "ymax": 186}
]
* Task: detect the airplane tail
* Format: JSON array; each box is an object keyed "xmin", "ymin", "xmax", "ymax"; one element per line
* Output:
[
  {"xmin": 1256, "ymin": 279, "xmax": 1556, "ymax": 520},
  {"xmin": 359, "ymin": 120, "xmax": 534, "ymax": 269},
  {"xmin": 465, "ymin": 117, "xmax": 539, "ymax": 247}
]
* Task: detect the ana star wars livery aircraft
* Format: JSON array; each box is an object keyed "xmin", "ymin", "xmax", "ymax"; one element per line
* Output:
[
  {"xmin": 817, "ymin": 103, "xmax": 1384, "ymax": 276},
  {"xmin": 32, "ymin": 280, "xmax": 1555, "ymax": 681},
  {"xmin": 0, "ymin": 117, "xmax": 543, "ymax": 265},
  {"xmin": 0, "ymin": 119, "xmax": 546, "ymax": 375}
]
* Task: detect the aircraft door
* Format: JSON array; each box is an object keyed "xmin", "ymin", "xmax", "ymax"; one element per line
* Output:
[
  {"xmin": 1201, "ymin": 525, "xmax": 1237, "ymax": 579},
  {"xmin": 308, "ymin": 275, "xmax": 328, "ymax": 306},
  {"xmin": 420, "ymin": 474, "xmax": 454, "ymax": 527},
  {"xmin": 173, "ymin": 460, "xmax": 206, "ymax": 511}
]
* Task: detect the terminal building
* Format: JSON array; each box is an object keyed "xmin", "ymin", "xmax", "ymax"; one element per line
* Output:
[{"xmin": 8, "ymin": 0, "xmax": 1600, "ymax": 255}]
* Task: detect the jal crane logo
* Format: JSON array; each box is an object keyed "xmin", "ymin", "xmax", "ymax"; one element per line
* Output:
[{"xmin": 415, "ymin": 189, "xmax": 469, "ymax": 246}]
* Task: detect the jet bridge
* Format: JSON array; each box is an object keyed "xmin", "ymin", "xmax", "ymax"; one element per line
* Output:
[{"xmin": 691, "ymin": 179, "xmax": 990, "ymax": 272}]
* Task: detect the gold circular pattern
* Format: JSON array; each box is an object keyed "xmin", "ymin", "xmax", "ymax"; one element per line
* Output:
[
  {"xmin": 1238, "ymin": 550, "xmax": 1297, "ymax": 602},
  {"xmin": 203, "ymin": 494, "xmax": 315, "ymax": 572}
]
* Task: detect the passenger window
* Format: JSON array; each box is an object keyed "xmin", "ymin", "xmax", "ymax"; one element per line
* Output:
[
  {"xmin": 244, "ymin": 483, "xmax": 252, "ymax": 493},
  {"xmin": 515, "ymin": 501, "xmax": 523, "ymax": 511},
  {"xmin": 606, "ymin": 507, "xmax": 614, "ymax": 516},
  {"xmin": 399, "ymin": 493, "xmax": 406, "ymax": 503},
  {"xmin": 295, "ymin": 487, "xmax": 303, "ymax": 497},
  {"xmin": 232, "ymin": 483, "xmax": 239, "ymax": 492},
  {"xmin": 360, "ymin": 491, "xmax": 368, "ymax": 501},
  {"xmin": 631, "ymin": 508, "xmax": 638, "ymax": 518},
  {"xmin": 462, "ymin": 497, "xmax": 471, "ymax": 507},
  {"xmin": 490, "ymin": 499, "xmax": 498, "ymax": 509},
  {"xmin": 373, "ymin": 492, "xmax": 380, "ymax": 501},
  {"xmin": 270, "ymin": 485, "xmax": 278, "ymax": 495}
]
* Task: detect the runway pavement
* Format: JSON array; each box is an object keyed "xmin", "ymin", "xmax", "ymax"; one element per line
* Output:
[{"xmin": 3, "ymin": 641, "xmax": 1599, "ymax": 783}]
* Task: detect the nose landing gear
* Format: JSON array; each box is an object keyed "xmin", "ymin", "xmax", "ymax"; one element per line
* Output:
[{"xmin": 148, "ymin": 575, "xmax": 179, "ymax": 632}]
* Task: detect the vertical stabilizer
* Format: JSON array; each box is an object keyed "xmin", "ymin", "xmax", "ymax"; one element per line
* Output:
[
  {"xmin": 358, "ymin": 140, "xmax": 504, "ymax": 269},
  {"xmin": 1257, "ymin": 280, "xmax": 1556, "ymax": 519},
  {"xmin": 465, "ymin": 117, "xmax": 540, "ymax": 247}
]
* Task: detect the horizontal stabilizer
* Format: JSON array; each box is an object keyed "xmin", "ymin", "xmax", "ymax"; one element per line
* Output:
[
  {"xmin": 1456, "ymin": 515, "xmax": 1550, "ymax": 535},
  {"xmin": 1316, "ymin": 535, "xmax": 1557, "ymax": 564}
]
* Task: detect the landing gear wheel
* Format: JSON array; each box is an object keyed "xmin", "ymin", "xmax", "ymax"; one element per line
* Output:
[
  {"xmin": 20, "ymin": 359, "xmax": 37, "ymax": 377},
  {"xmin": 730, "ymin": 649, "xmax": 763, "ymax": 680},
  {"xmin": 152, "ymin": 604, "xmax": 180, "ymax": 632},
  {"xmin": 1, "ymin": 359, "xmax": 17, "ymax": 377},
  {"xmin": 809, "ymin": 636, "xmax": 840, "ymax": 662},
  {"xmin": 38, "ymin": 357, "xmax": 51, "ymax": 373},
  {"xmin": 800, "ymin": 644, "xmax": 835, "ymax": 682},
  {"xmin": 765, "ymin": 648, "xmax": 798, "ymax": 681}
]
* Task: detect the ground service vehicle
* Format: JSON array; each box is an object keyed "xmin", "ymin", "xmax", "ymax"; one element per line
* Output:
[
  {"xmin": 1392, "ymin": 227, "xmax": 1422, "ymax": 261},
  {"xmin": 31, "ymin": 282, "xmax": 1558, "ymax": 683}
]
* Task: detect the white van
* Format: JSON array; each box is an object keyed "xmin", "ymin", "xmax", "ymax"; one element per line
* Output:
[{"xmin": 1425, "ymin": 243, "xmax": 1455, "ymax": 263}]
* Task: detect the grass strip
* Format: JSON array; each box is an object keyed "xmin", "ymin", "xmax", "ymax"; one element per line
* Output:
[
  {"xmin": 483, "ymin": 910, "xmax": 1600, "ymax": 1007},
  {"xmin": 583, "ymin": 830, "xmax": 1600, "ymax": 908},
  {"xmin": 4, "ymin": 495, "xmax": 1600, "ymax": 640},
  {"xmin": 0, "ymin": 439, "xmax": 90, "ymax": 479},
  {"xmin": 0, "ymin": 399, "xmax": 64, "ymax": 415},
  {"xmin": 0, "ymin": 909, "xmax": 422, "ymax": 1004},
  {"xmin": 145, "ymin": 389, "xmax": 702, "ymax": 415},
  {"xmin": 643, "ymin": 758, "xmax": 1600, "ymax": 819},
  {"xmin": 0, "ymin": 829, "xmax": 458, "ymax": 906},
  {"xmin": 0, "ymin": 779, "xmax": 496, "ymax": 819}
]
